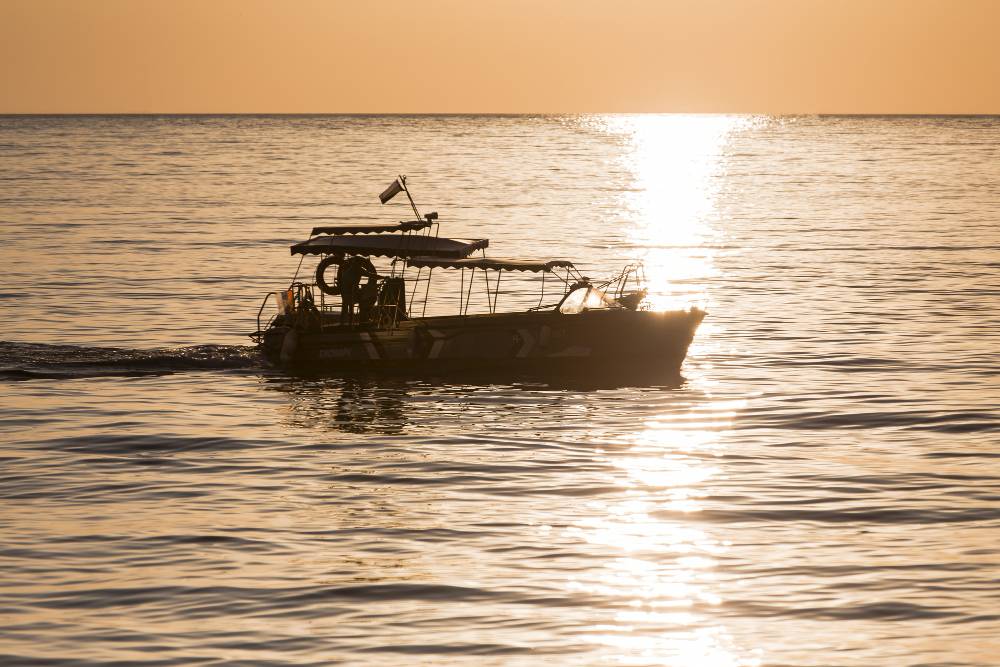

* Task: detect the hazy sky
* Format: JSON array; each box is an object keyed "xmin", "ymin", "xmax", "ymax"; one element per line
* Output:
[{"xmin": 2, "ymin": 0, "xmax": 998, "ymax": 113}]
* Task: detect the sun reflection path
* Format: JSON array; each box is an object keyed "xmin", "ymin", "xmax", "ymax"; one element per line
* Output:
[
  {"xmin": 561, "ymin": 396, "xmax": 760, "ymax": 666},
  {"xmin": 595, "ymin": 114, "xmax": 752, "ymax": 312}
]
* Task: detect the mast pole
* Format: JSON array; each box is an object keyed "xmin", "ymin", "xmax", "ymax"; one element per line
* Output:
[{"xmin": 399, "ymin": 174, "xmax": 422, "ymax": 220}]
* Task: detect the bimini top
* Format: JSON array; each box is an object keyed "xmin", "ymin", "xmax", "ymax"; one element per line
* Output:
[
  {"xmin": 407, "ymin": 256, "xmax": 575, "ymax": 272},
  {"xmin": 291, "ymin": 233, "xmax": 489, "ymax": 258},
  {"xmin": 310, "ymin": 219, "xmax": 432, "ymax": 236}
]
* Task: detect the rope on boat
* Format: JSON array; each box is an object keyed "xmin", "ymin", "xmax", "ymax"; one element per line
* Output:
[{"xmin": 289, "ymin": 254, "xmax": 305, "ymax": 287}]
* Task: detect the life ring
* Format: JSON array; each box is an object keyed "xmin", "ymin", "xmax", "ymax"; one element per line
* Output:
[
  {"xmin": 315, "ymin": 255, "xmax": 343, "ymax": 295},
  {"xmin": 316, "ymin": 255, "xmax": 378, "ymax": 298}
]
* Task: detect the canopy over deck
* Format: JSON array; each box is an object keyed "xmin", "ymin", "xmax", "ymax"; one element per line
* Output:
[
  {"xmin": 310, "ymin": 220, "xmax": 432, "ymax": 236},
  {"xmin": 407, "ymin": 257, "xmax": 575, "ymax": 272},
  {"xmin": 291, "ymin": 234, "xmax": 488, "ymax": 258}
]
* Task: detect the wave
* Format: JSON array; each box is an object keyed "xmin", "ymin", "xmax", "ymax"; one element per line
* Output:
[
  {"xmin": 0, "ymin": 341, "xmax": 264, "ymax": 380},
  {"xmin": 653, "ymin": 505, "xmax": 1000, "ymax": 525},
  {"xmin": 744, "ymin": 407, "xmax": 1000, "ymax": 434}
]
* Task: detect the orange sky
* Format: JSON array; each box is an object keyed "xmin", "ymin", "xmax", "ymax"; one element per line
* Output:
[{"xmin": 2, "ymin": 0, "xmax": 998, "ymax": 113}]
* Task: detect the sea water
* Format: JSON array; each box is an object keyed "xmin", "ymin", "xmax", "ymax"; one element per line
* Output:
[{"xmin": 0, "ymin": 115, "xmax": 998, "ymax": 666}]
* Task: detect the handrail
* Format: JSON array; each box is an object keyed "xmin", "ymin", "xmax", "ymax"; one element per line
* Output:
[{"xmin": 256, "ymin": 291, "xmax": 277, "ymax": 338}]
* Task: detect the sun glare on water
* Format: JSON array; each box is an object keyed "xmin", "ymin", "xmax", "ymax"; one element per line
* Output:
[
  {"xmin": 551, "ymin": 118, "xmax": 765, "ymax": 660},
  {"xmin": 596, "ymin": 114, "xmax": 749, "ymax": 312},
  {"xmin": 554, "ymin": 393, "xmax": 759, "ymax": 666}
]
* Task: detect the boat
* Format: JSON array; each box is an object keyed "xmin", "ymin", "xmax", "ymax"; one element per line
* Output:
[{"xmin": 251, "ymin": 177, "xmax": 705, "ymax": 375}]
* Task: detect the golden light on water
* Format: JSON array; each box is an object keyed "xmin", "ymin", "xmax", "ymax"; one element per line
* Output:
[
  {"xmin": 564, "ymin": 122, "xmax": 752, "ymax": 666},
  {"xmin": 597, "ymin": 114, "xmax": 753, "ymax": 312},
  {"xmin": 557, "ymin": 391, "xmax": 760, "ymax": 666},
  {"xmin": 558, "ymin": 118, "xmax": 762, "ymax": 662},
  {"xmin": 559, "ymin": 111, "xmax": 760, "ymax": 661}
]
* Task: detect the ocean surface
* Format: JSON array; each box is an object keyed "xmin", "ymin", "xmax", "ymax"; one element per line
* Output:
[{"xmin": 1, "ymin": 115, "xmax": 998, "ymax": 666}]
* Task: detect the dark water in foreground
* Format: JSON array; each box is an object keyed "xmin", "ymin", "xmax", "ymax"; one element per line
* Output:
[{"xmin": 1, "ymin": 115, "xmax": 999, "ymax": 666}]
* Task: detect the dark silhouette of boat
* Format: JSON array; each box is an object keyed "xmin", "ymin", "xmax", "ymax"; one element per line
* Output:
[{"xmin": 251, "ymin": 177, "xmax": 705, "ymax": 374}]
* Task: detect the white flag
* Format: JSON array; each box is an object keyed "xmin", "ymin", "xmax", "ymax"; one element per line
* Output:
[{"xmin": 379, "ymin": 179, "xmax": 404, "ymax": 204}]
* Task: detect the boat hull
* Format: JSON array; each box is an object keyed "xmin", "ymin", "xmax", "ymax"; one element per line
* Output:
[{"xmin": 261, "ymin": 308, "xmax": 705, "ymax": 375}]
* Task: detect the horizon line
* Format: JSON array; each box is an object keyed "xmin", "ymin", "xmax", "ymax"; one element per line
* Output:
[{"xmin": 3, "ymin": 112, "xmax": 1000, "ymax": 118}]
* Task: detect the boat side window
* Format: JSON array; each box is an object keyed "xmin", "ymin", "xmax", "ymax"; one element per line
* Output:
[{"xmin": 558, "ymin": 285, "xmax": 611, "ymax": 314}]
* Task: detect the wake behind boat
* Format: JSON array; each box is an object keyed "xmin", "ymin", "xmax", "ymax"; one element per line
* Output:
[{"xmin": 251, "ymin": 177, "xmax": 705, "ymax": 374}]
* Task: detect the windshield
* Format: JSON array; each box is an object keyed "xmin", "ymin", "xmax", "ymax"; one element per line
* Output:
[{"xmin": 558, "ymin": 286, "xmax": 613, "ymax": 314}]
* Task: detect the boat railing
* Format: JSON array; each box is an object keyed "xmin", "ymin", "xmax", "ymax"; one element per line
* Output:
[
  {"xmin": 599, "ymin": 262, "xmax": 647, "ymax": 299},
  {"xmin": 406, "ymin": 264, "xmax": 435, "ymax": 319},
  {"xmin": 256, "ymin": 253, "xmax": 648, "ymax": 345},
  {"xmin": 253, "ymin": 291, "xmax": 280, "ymax": 341}
]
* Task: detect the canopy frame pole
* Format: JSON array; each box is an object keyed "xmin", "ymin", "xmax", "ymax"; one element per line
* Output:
[
  {"xmin": 409, "ymin": 265, "xmax": 423, "ymax": 309},
  {"xmin": 482, "ymin": 268, "xmax": 493, "ymax": 314},
  {"xmin": 538, "ymin": 270, "xmax": 546, "ymax": 309},
  {"xmin": 464, "ymin": 268, "xmax": 476, "ymax": 316},
  {"xmin": 421, "ymin": 268, "xmax": 433, "ymax": 318},
  {"xmin": 459, "ymin": 268, "xmax": 465, "ymax": 316},
  {"xmin": 492, "ymin": 269, "xmax": 503, "ymax": 313}
]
